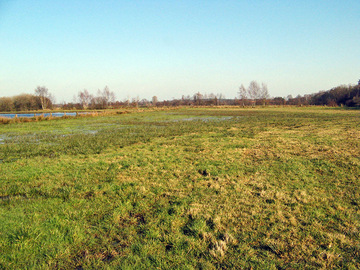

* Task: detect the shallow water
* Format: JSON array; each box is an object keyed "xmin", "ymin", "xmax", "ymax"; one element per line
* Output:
[
  {"xmin": 0, "ymin": 112, "xmax": 89, "ymax": 118},
  {"xmin": 170, "ymin": 116, "xmax": 233, "ymax": 122}
]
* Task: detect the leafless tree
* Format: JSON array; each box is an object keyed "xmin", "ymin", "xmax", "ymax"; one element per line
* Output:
[
  {"xmin": 93, "ymin": 86, "xmax": 116, "ymax": 108},
  {"xmin": 259, "ymin": 83, "xmax": 270, "ymax": 105},
  {"xmin": 35, "ymin": 86, "xmax": 54, "ymax": 110},
  {"xmin": 238, "ymin": 84, "xmax": 247, "ymax": 106},
  {"xmin": 141, "ymin": 98, "xmax": 150, "ymax": 107},
  {"xmin": 124, "ymin": 97, "xmax": 130, "ymax": 107},
  {"xmin": 247, "ymin": 81, "xmax": 261, "ymax": 102},
  {"xmin": 207, "ymin": 93, "xmax": 217, "ymax": 105},
  {"xmin": 152, "ymin": 96, "xmax": 158, "ymax": 106},
  {"xmin": 78, "ymin": 89, "xmax": 93, "ymax": 109},
  {"xmin": 131, "ymin": 96, "xmax": 139, "ymax": 107},
  {"xmin": 194, "ymin": 92, "xmax": 203, "ymax": 105},
  {"xmin": 181, "ymin": 95, "xmax": 191, "ymax": 106},
  {"xmin": 218, "ymin": 93, "xmax": 226, "ymax": 105},
  {"xmin": 101, "ymin": 86, "xmax": 116, "ymax": 107}
]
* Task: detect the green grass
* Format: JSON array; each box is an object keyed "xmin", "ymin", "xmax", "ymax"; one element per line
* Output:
[{"xmin": 0, "ymin": 107, "xmax": 359, "ymax": 269}]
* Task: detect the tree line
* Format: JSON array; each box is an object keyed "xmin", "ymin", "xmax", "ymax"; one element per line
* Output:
[
  {"xmin": 0, "ymin": 86, "xmax": 116, "ymax": 112},
  {"xmin": 1, "ymin": 80, "xmax": 359, "ymax": 112},
  {"xmin": 310, "ymin": 83, "xmax": 360, "ymax": 107},
  {"xmin": 0, "ymin": 86, "xmax": 54, "ymax": 112}
]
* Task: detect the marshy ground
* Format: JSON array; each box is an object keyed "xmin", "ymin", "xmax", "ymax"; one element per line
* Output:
[{"xmin": 0, "ymin": 107, "xmax": 359, "ymax": 269}]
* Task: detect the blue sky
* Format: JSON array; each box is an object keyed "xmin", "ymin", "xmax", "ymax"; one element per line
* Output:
[{"xmin": 0, "ymin": 0, "xmax": 359, "ymax": 102}]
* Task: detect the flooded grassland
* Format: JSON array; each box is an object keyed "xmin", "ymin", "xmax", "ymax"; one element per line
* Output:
[{"xmin": 0, "ymin": 107, "xmax": 359, "ymax": 269}]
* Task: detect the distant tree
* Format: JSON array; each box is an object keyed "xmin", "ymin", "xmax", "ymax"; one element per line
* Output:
[
  {"xmin": 131, "ymin": 96, "xmax": 139, "ymax": 108},
  {"xmin": 347, "ymin": 95, "xmax": 360, "ymax": 107},
  {"xmin": 215, "ymin": 96, "xmax": 219, "ymax": 106},
  {"xmin": 271, "ymin": 97, "xmax": 285, "ymax": 105},
  {"xmin": 260, "ymin": 83, "xmax": 270, "ymax": 99},
  {"xmin": 100, "ymin": 86, "xmax": 116, "ymax": 107},
  {"xmin": 207, "ymin": 93, "xmax": 217, "ymax": 106},
  {"xmin": 140, "ymin": 98, "xmax": 150, "ymax": 107},
  {"xmin": 310, "ymin": 85, "xmax": 357, "ymax": 106},
  {"xmin": 152, "ymin": 96, "xmax": 158, "ymax": 106},
  {"xmin": 170, "ymin": 99, "xmax": 182, "ymax": 106},
  {"xmin": 0, "ymin": 97, "xmax": 14, "ymax": 112},
  {"xmin": 193, "ymin": 92, "xmax": 203, "ymax": 105},
  {"xmin": 91, "ymin": 96, "xmax": 103, "ymax": 109},
  {"xmin": 218, "ymin": 93, "xmax": 226, "ymax": 105},
  {"xmin": 34, "ymin": 86, "xmax": 54, "ymax": 110},
  {"xmin": 78, "ymin": 89, "xmax": 93, "ymax": 109},
  {"xmin": 122, "ymin": 96, "xmax": 130, "ymax": 107},
  {"xmin": 92, "ymin": 86, "xmax": 116, "ymax": 109},
  {"xmin": 247, "ymin": 80, "xmax": 261, "ymax": 105},
  {"xmin": 259, "ymin": 83, "xmax": 270, "ymax": 105},
  {"xmin": 181, "ymin": 95, "xmax": 191, "ymax": 106},
  {"xmin": 238, "ymin": 84, "xmax": 247, "ymax": 106},
  {"xmin": 13, "ymin": 94, "xmax": 39, "ymax": 111}
]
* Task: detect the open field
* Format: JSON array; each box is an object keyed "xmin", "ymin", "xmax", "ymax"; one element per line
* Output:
[{"xmin": 0, "ymin": 107, "xmax": 359, "ymax": 269}]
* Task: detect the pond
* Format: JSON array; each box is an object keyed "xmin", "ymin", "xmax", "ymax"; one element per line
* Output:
[{"xmin": 0, "ymin": 112, "xmax": 89, "ymax": 118}]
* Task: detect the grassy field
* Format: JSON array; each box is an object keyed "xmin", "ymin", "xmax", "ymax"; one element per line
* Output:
[{"xmin": 0, "ymin": 107, "xmax": 359, "ymax": 269}]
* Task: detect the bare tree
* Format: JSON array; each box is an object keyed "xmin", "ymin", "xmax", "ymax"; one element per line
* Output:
[
  {"xmin": 131, "ymin": 96, "xmax": 139, "ymax": 108},
  {"xmin": 35, "ymin": 86, "xmax": 54, "ymax": 109},
  {"xmin": 259, "ymin": 83, "xmax": 270, "ymax": 105},
  {"xmin": 124, "ymin": 97, "xmax": 130, "ymax": 107},
  {"xmin": 152, "ymin": 96, "xmax": 158, "ymax": 106},
  {"xmin": 238, "ymin": 84, "xmax": 247, "ymax": 106},
  {"xmin": 194, "ymin": 92, "xmax": 203, "ymax": 105},
  {"xmin": 181, "ymin": 95, "xmax": 191, "ymax": 106},
  {"xmin": 101, "ymin": 86, "xmax": 116, "ymax": 107},
  {"xmin": 78, "ymin": 89, "xmax": 93, "ymax": 109},
  {"xmin": 94, "ymin": 86, "xmax": 116, "ymax": 108},
  {"xmin": 140, "ymin": 98, "xmax": 150, "ymax": 107},
  {"xmin": 247, "ymin": 81, "xmax": 261, "ymax": 101},
  {"xmin": 217, "ymin": 93, "xmax": 225, "ymax": 105},
  {"xmin": 208, "ymin": 93, "xmax": 217, "ymax": 105},
  {"xmin": 91, "ymin": 95, "xmax": 103, "ymax": 109}
]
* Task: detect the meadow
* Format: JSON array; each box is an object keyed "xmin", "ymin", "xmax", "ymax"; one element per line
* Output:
[{"xmin": 0, "ymin": 107, "xmax": 359, "ymax": 269}]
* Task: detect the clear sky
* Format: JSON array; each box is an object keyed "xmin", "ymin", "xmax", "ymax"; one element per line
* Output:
[{"xmin": 0, "ymin": 0, "xmax": 359, "ymax": 102}]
